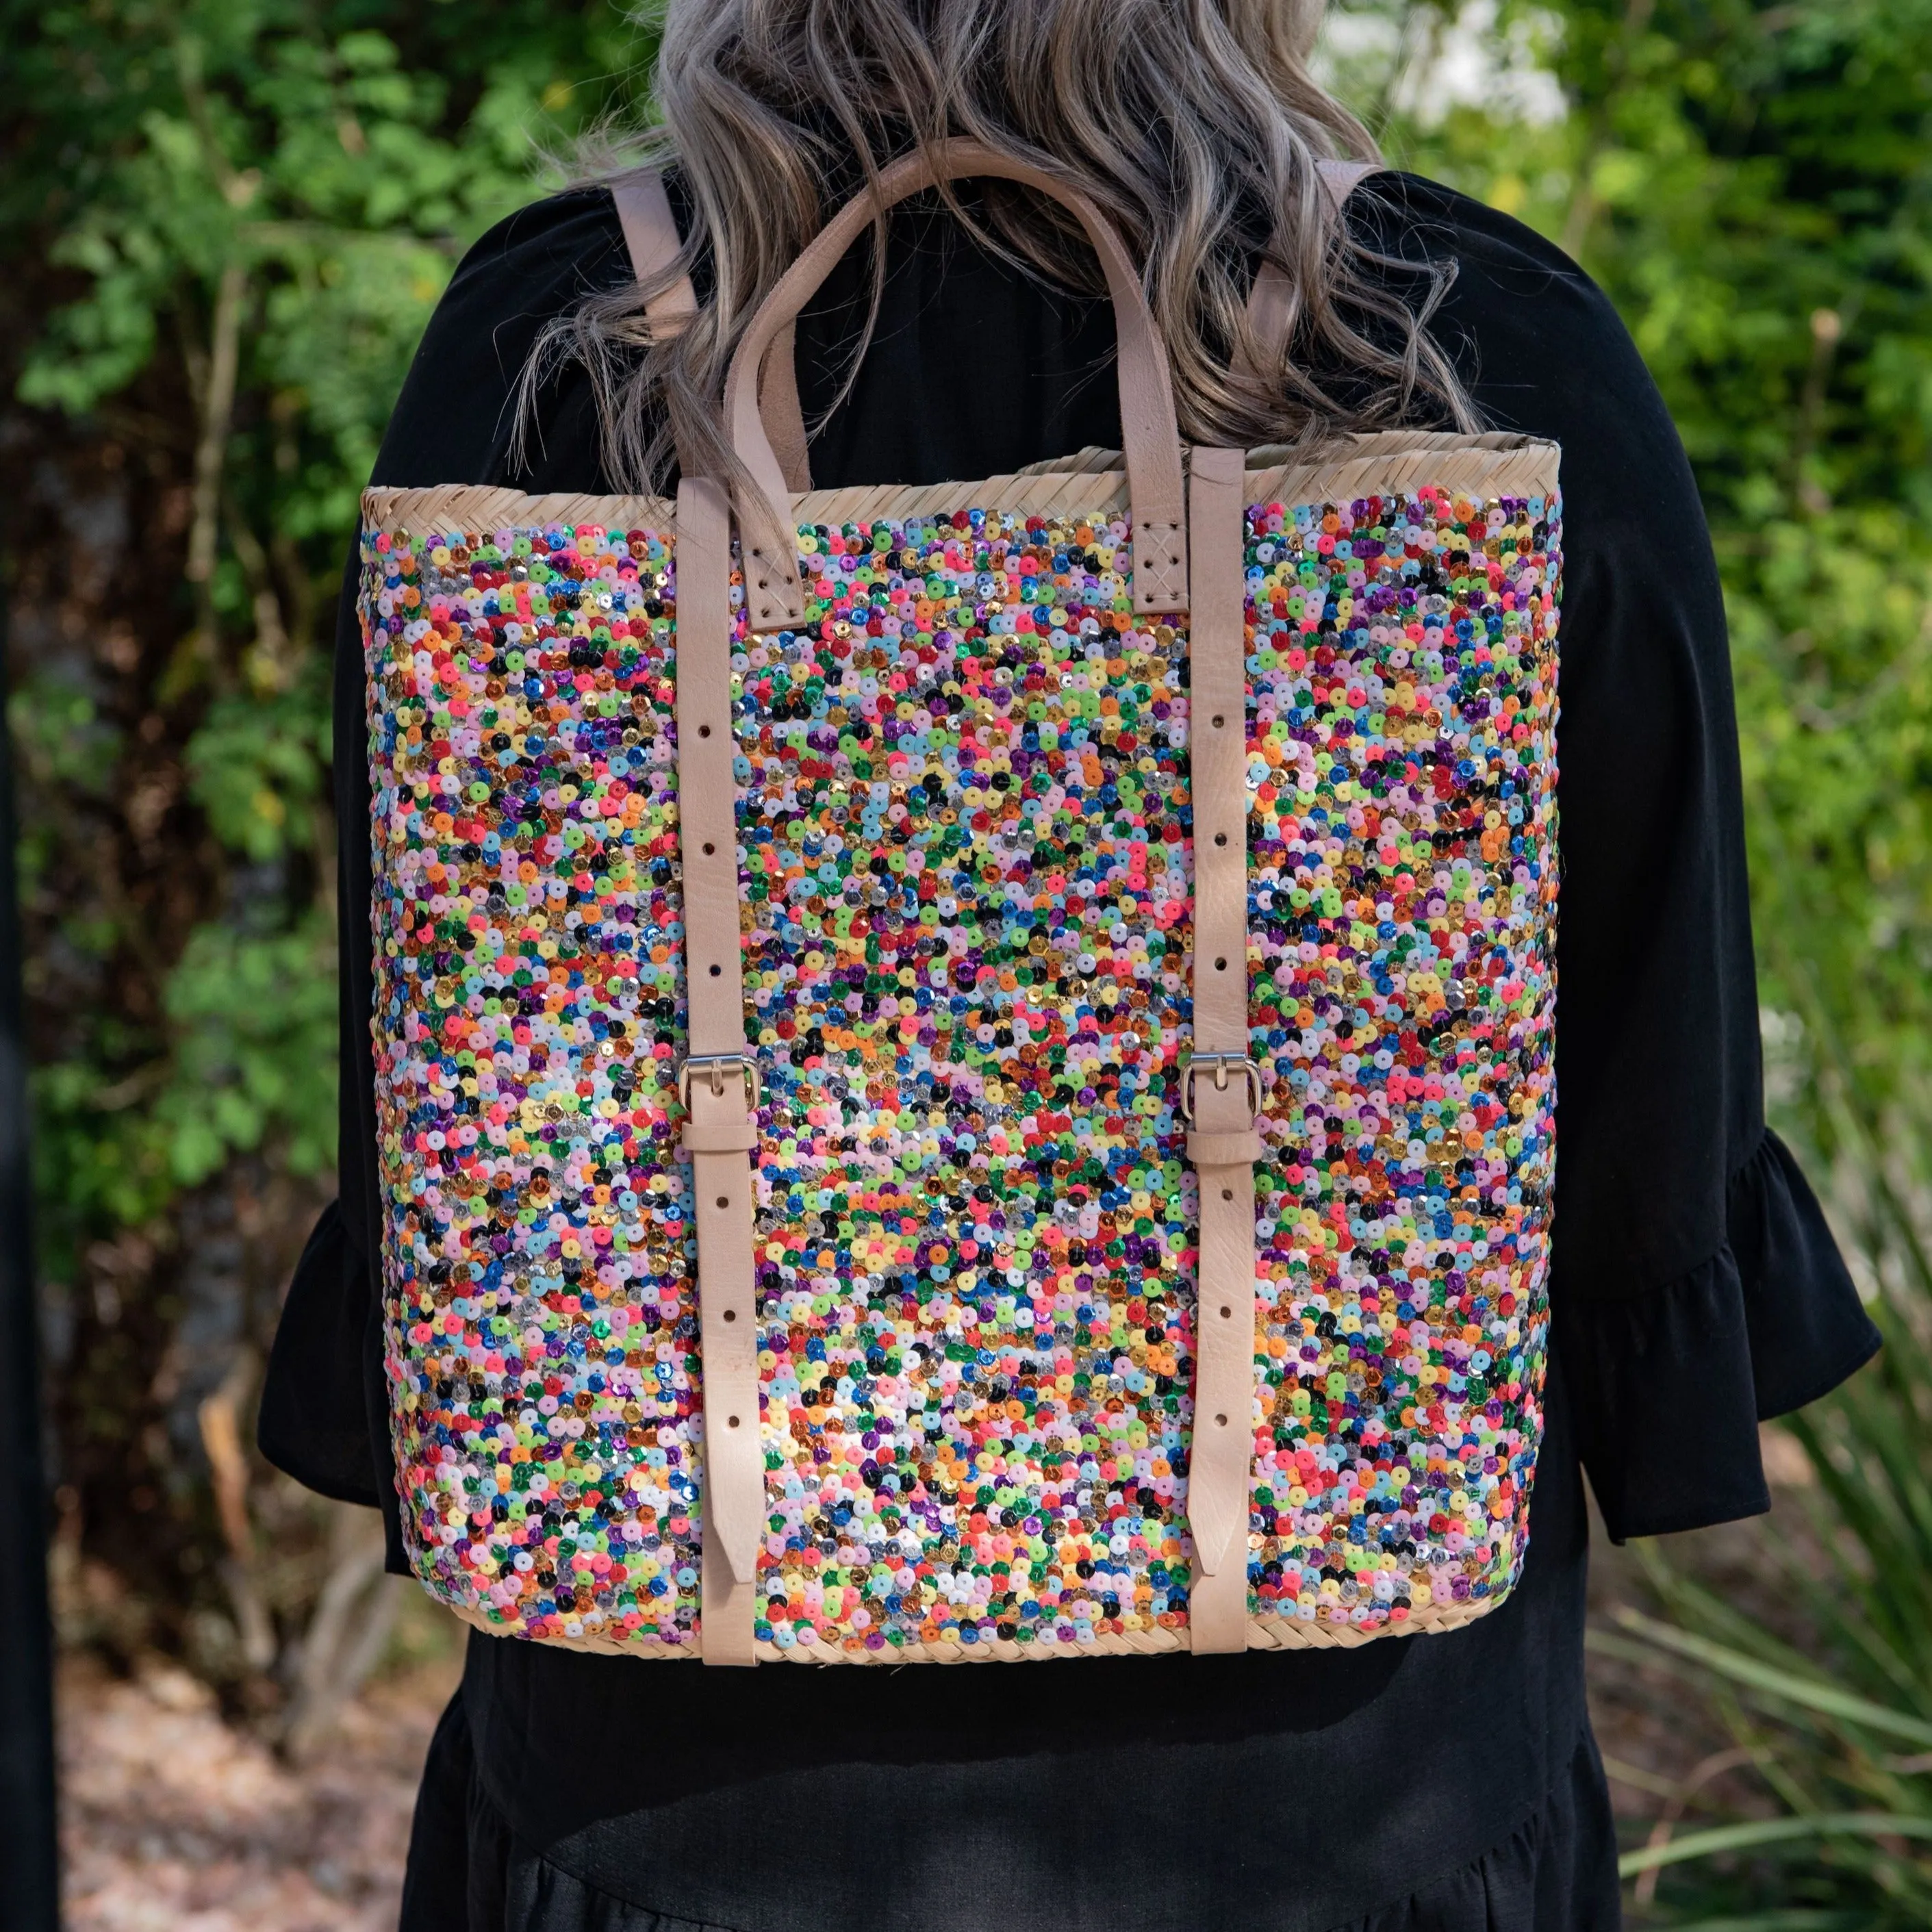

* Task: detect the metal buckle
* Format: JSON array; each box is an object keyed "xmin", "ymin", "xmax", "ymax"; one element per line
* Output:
[
  {"xmin": 676, "ymin": 1053, "xmax": 762, "ymax": 1110},
  {"xmin": 1179, "ymin": 1053, "xmax": 1262, "ymax": 1123}
]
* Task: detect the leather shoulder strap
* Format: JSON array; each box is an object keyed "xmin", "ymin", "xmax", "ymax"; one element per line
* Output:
[
  {"xmin": 1315, "ymin": 156, "xmax": 1380, "ymax": 210},
  {"xmin": 676, "ymin": 472, "xmax": 763, "ymax": 1667},
  {"xmin": 609, "ymin": 168, "xmax": 814, "ymax": 493},
  {"xmin": 609, "ymin": 169, "xmax": 699, "ymax": 340},
  {"xmin": 1184, "ymin": 445, "xmax": 1264, "ymax": 1653},
  {"xmin": 1242, "ymin": 158, "xmax": 1383, "ymax": 376}
]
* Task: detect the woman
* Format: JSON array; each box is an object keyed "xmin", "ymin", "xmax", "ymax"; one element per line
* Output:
[{"xmin": 260, "ymin": 2, "xmax": 1879, "ymax": 1927}]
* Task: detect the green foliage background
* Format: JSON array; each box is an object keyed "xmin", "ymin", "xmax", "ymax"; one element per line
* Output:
[
  {"xmin": 1360, "ymin": 0, "xmax": 1932, "ymax": 1176},
  {"xmin": 1, "ymin": 0, "xmax": 660, "ymax": 1672},
  {"xmin": 3, "ymin": 0, "xmax": 1929, "ymax": 1911}
]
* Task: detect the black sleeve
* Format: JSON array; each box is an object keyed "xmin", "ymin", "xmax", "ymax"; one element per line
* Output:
[
  {"xmin": 257, "ymin": 190, "xmax": 633, "ymax": 1528},
  {"xmin": 1364, "ymin": 177, "xmax": 1879, "ymax": 1540}
]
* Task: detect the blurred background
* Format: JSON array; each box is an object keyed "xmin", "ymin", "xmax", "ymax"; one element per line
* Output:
[{"xmin": 3, "ymin": 1, "xmax": 1929, "ymax": 1925}]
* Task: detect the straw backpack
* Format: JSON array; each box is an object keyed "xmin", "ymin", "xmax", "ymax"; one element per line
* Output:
[{"xmin": 357, "ymin": 142, "xmax": 1560, "ymax": 1665}]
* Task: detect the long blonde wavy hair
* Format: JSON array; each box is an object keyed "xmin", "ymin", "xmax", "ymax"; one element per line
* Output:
[{"xmin": 531, "ymin": 0, "xmax": 1474, "ymax": 494}]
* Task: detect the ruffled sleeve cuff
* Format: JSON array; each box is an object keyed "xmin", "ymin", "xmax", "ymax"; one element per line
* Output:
[
  {"xmin": 258, "ymin": 1200, "xmax": 386, "ymax": 1509},
  {"xmin": 1557, "ymin": 1129, "xmax": 1881, "ymax": 1542}
]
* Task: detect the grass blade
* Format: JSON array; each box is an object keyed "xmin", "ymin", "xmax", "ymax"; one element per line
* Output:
[
  {"xmin": 1658, "ymin": 1916, "xmax": 1879, "ymax": 1931},
  {"xmin": 1612, "ymin": 1610, "xmax": 1932, "ymax": 1749},
  {"xmin": 1617, "ymin": 1812, "xmax": 1932, "ymax": 1877}
]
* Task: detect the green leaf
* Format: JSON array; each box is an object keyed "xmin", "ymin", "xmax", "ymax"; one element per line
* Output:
[
  {"xmin": 1655, "ymin": 1914, "xmax": 1881, "ymax": 1931},
  {"xmin": 185, "ymin": 665, "xmax": 331, "ymax": 862},
  {"xmin": 1603, "ymin": 1611, "xmax": 1932, "ymax": 1748},
  {"xmin": 155, "ymin": 913, "xmax": 338, "ymax": 1184},
  {"xmin": 1618, "ymin": 1812, "xmax": 1932, "ymax": 1879}
]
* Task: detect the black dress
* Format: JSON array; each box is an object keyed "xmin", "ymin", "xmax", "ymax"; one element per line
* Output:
[{"xmin": 259, "ymin": 170, "xmax": 1879, "ymax": 1932}]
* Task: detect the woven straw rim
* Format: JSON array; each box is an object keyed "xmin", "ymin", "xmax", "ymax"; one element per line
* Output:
[
  {"xmin": 446, "ymin": 1587, "xmax": 1504, "ymax": 1663},
  {"xmin": 359, "ymin": 430, "xmax": 1558, "ymax": 541}
]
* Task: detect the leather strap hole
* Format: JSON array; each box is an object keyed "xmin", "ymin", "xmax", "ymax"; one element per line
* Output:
[
  {"xmin": 1214, "ymin": 832, "xmax": 1228, "ymax": 847},
  {"xmin": 1211, "ymin": 715, "xmax": 1225, "ymax": 729},
  {"xmin": 723, "ymin": 1308, "xmax": 737, "ymax": 1322},
  {"xmin": 702, "ymin": 841, "xmax": 716, "ymax": 856},
  {"xmin": 698, "ymin": 724, "xmax": 712, "ymax": 738},
  {"xmin": 1214, "ymin": 1414, "xmax": 1228, "ymax": 1428},
  {"xmin": 715, "ymin": 1195, "xmax": 730, "ymax": 1209},
  {"xmin": 1221, "ymin": 1188, "xmax": 1233, "ymax": 1202},
  {"xmin": 727, "ymin": 1415, "xmax": 741, "ymax": 1428},
  {"xmin": 709, "ymin": 963, "xmax": 723, "ymax": 977},
  {"xmin": 1219, "ymin": 1304, "xmax": 1232, "ymax": 1319},
  {"xmin": 1215, "ymin": 957, "xmax": 1228, "ymax": 971}
]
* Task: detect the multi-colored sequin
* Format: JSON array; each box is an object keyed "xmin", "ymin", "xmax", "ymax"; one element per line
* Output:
[{"xmin": 360, "ymin": 478, "xmax": 1559, "ymax": 1659}]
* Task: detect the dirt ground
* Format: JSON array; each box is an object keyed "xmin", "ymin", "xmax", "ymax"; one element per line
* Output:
[
  {"xmin": 58, "ymin": 1440, "xmax": 1810, "ymax": 1931},
  {"xmin": 59, "ymin": 1625, "xmax": 460, "ymax": 1932}
]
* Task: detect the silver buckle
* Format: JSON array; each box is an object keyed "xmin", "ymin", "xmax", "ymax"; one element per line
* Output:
[
  {"xmin": 1180, "ymin": 1053, "xmax": 1262, "ymax": 1123},
  {"xmin": 676, "ymin": 1053, "xmax": 761, "ymax": 1110}
]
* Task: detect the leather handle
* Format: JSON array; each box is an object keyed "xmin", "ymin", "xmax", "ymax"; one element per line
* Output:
[
  {"xmin": 742, "ymin": 162, "xmax": 1383, "ymax": 499},
  {"xmin": 724, "ymin": 137, "xmax": 1189, "ymax": 631},
  {"xmin": 739, "ymin": 155, "xmax": 1382, "ymax": 516},
  {"xmin": 760, "ymin": 324, "xmax": 813, "ymax": 494},
  {"xmin": 765, "ymin": 156, "xmax": 1380, "ymax": 466}
]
